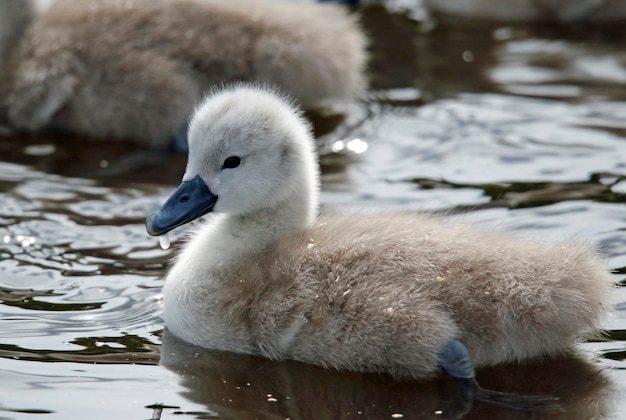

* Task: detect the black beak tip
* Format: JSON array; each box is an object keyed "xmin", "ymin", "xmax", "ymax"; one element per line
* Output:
[{"xmin": 145, "ymin": 212, "xmax": 162, "ymax": 236}]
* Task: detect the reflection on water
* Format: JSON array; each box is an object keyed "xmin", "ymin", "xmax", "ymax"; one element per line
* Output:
[
  {"xmin": 161, "ymin": 330, "xmax": 614, "ymax": 420},
  {"xmin": 1, "ymin": 3, "xmax": 625, "ymax": 419}
]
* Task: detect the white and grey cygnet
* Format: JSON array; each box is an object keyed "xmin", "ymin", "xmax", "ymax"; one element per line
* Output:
[
  {"xmin": 0, "ymin": 0, "xmax": 366, "ymax": 146},
  {"xmin": 146, "ymin": 84, "xmax": 612, "ymax": 416}
]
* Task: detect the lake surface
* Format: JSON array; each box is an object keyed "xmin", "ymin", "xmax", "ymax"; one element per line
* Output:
[{"xmin": 1, "ymin": 3, "xmax": 626, "ymax": 419}]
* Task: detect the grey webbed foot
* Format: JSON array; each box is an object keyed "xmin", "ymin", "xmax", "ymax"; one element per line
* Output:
[
  {"xmin": 437, "ymin": 339, "xmax": 562, "ymax": 418},
  {"xmin": 474, "ymin": 383, "xmax": 563, "ymax": 413}
]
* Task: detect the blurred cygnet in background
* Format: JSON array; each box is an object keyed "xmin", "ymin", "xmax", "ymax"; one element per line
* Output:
[{"xmin": 0, "ymin": 0, "xmax": 366, "ymax": 147}]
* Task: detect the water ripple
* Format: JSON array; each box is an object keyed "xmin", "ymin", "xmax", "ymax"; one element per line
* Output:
[{"xmin": 0, "ymin": 162, "xmax": 170, "ymax": 366}]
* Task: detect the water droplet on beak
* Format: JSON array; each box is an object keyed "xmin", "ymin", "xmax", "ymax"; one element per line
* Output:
[{"xmin": 159, "ymin": 233, "xmax": 171, "ymax": 250}]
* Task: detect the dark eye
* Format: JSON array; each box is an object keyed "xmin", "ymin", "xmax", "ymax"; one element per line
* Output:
[{"xmin": 222, "ymin": 156, "xmax": 241, "ymax": 169}]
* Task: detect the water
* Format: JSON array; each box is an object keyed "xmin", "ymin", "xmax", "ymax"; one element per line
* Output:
[
  {"xmin": 159, "ymin": 234, "xmax": 171, "ymax": 251},
  {"xmin": 1, "ymin": 4, "xmax": 626, "ymax": 419}
]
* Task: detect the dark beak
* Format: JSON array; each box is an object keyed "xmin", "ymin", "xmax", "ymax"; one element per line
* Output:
[{"xmin": 145, "ymin": 175, "xmax": 217, "ymax": 236}]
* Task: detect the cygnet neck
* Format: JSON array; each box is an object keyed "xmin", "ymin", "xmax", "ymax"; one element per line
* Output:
[{"xmin": 221, "ymin": 155, "xmax": 319, "ymax": 253}]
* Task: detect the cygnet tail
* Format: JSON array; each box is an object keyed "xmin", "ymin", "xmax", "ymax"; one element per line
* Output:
[{"xmin": 501, "ymin": 242, "xmax": 614, "ymax": 361}]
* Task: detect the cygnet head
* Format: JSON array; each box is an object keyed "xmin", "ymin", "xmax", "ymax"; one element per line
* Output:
[{"xmin": 146, "ymin": 85, "xmax": 320, "ymax": 236}]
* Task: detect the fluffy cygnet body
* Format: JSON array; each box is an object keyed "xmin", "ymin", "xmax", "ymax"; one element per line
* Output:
[
  {"xmin": 0, "ymin": 0, "xmax": 366, "ymax": 146},
  {"xmin": 424, "ymin": 0, "xmax": 626, "ymax": 23},
  {"xmin": 146, "ymin": 85, "xmax": 611, "ymax": 415}
]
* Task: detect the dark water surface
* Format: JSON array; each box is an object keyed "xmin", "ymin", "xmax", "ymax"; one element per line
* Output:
[{"xmin": 2, "ymin": 4, "xmax": 626, "ymax": 419}]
